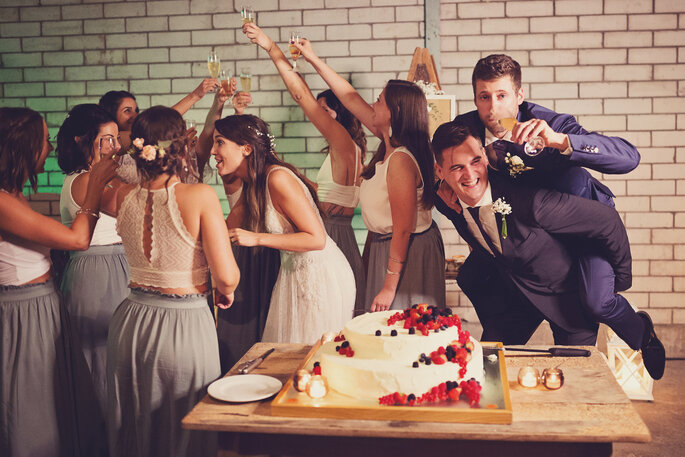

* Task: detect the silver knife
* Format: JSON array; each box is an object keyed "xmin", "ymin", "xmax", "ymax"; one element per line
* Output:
[{"xmin": 238, "ymin": 348, "xmax": 275, "ymax": 374}]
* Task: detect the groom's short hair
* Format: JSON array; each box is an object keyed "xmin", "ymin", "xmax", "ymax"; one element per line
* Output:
[{"xmin": 432, "ymin": 121, "xmax": 475, "ymax": 164}]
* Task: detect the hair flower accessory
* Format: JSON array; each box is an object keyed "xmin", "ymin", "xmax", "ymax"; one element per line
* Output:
[
  {"xmin": 129, "ymin": 138, "xmax": 174, "ymax": 161},
  {"xmin": 504, "ymin": 152, "xmax": 532, "ymax": 177},
  {"xmin": 140, "ymin": 145, "xmax": 157, "ymax": 161},
  {"xmin": 492, "ymin": 197, "xmax": 512, "ymax": 239}
]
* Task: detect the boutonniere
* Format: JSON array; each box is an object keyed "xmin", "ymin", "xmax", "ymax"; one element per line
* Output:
[
  {"xmin": 492, "ymin": 198, "xmax": 512, "ymax": 239},
  {"xmin": 504, "ymin": 152, "xmax": 533, "ymax": 177}
]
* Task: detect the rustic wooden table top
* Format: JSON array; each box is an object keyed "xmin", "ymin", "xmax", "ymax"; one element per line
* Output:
[{"xmin": 183, "ymin": 342, "xmax": 650, "ymax": 444}]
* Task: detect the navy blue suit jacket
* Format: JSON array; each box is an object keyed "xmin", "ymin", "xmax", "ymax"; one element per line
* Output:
[
  {"xmin": 435, "ymin": 173, "xmax": 632, "ymax": 336},
  {"xmin": 454, "ymin": 101, "xmax": 640, "ymax": 205}
]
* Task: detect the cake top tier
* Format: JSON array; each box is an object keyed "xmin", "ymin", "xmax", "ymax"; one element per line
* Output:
[{"xmin": 342, "ymin": 306, "xmax": 470, "ymax": 364}]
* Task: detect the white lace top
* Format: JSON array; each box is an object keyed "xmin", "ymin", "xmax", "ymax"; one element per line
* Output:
[
  {"xmin": 359, "ymin": 146, "xmax": 432, "ymax": 234},
  {"xmin": 60, "ymin": 172, "xmax": 121, "ymax": 246},
  {"xmin": 116, "ymin": 182, "xmax": 208, "ymax": 288}
]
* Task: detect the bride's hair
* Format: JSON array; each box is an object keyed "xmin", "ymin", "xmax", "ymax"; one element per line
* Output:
[{"xmin": 214, "ymin": 114, "xmax": 321, "ymax": 232}]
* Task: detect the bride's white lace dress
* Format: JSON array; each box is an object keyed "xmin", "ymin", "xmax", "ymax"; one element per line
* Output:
[{"xmin": 261, "ymin": 167, "xmax": 356, "ymax": 344}]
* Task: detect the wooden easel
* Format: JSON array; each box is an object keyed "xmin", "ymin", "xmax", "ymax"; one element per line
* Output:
[{"xmin": 407, "ymin": 47, "xmax": 441, "ymax": 89}]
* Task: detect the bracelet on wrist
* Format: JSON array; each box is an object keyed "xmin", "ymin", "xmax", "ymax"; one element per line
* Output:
[
  {"xmin": 76, "ymin": 208, "xmax": 100, "ymax": 219},
  {"xmin": 386, "ymin": 268, "xmax": 400, "ymax": 276}
]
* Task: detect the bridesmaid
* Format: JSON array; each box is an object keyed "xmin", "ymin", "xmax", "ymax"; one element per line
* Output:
[
  {"xmin": 56, "ymin": 104, "xmax": 131, "ymax": 422},
  {"xmin": 0, "ymin": 107, "xmax": 117, "ymax": 457},
  {"xmin": 106, "ymin": 106, "xmax": 239, "ymax": 457},
  {"xmin": 244, "ymin": 23, "xmax": 367, "ymax": 316},
  {"xmin": 294, "ymin": 38, "xmax": 446, "ymax": 312}
]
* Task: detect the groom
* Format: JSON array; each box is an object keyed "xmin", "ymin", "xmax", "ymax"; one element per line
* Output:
[{"xmin": 432, "ymin": 122, "xmax": 665, "ymax": 379}]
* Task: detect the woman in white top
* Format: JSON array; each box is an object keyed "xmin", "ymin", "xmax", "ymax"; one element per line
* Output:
[
  {"xmin": 56, "ymin": 104, "xmax": 131, "ymax": 431},
  {"xmin": 213, "ymin": 114, "xmax": 355, "ymax": 344},
  {"xmin": 0, "ymin": 107, "xmax": 118, "ymax": 457},
  {"xmin": 106, "ymin": 106, "xmax": 239, "ymax": 457},
  {"xmin": 244, "ymin": 23, "xmax": 367, "ymax": 315},
  {"xmin": 294, "ymin": 40, "xmax": 446, "ymax": 312}
]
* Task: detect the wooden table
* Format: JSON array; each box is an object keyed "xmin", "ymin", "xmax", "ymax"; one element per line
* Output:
[{"xmin": 183, "ymin": 342, "xmax": 651, "ymax": 457}]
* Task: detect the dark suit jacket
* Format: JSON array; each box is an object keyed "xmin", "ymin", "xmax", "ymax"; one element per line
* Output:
[
  {"xmin": 454, "ymin": 101, "xmax": 641, "ymax": 206},
  {"xmin": 435, "ymin": 173, "xmax": 632, "ymax": 335}
]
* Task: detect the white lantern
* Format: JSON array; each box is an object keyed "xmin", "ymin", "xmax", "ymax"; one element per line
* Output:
[{"xmin": 605, "ymin": 328, "xmax": 654, "ymax": 401}]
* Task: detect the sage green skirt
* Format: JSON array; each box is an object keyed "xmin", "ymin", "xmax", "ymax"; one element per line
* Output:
[{"xmin": 106, "ymin": 289, "xmax": 220, "ymax": 457}]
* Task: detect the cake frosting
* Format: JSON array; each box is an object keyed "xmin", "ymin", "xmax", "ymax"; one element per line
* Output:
[{"xmin": 318, "ymin": 306, "xmax": 484, "ymax": 402}]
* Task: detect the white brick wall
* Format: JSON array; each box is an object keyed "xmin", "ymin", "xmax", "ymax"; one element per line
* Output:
[{"xmin": 0, "ymin": 0, "xmax": 683, "ymax": 330}]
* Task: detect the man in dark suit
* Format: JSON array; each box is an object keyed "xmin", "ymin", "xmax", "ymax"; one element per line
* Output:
[
  {"xmin": 452, "ymin": 54, "xmax": 665, "ymax": 377},
  {"xmin": 433, "ymin": 122, "xmax": 665, "ymax": 378}
]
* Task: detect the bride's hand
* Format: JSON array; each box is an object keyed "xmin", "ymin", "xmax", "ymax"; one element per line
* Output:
[
  {"xmin": 293, "ymin": 38, "xmax": 316, "ymax": 63},
  {"xmin": 228, "ymin": 228, "xmax": 260, "ymax": 247},
  {"xmin": 242, "ymin": 22, "xmax": 273, "ymax": 51}
]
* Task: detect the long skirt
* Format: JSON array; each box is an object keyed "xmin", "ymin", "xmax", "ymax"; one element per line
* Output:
[
  {"xmin": 324, "ymin": 215, "xmax": 366, "ymax": 316},
  {"xmin": 61, "ymin": 244, "xmax": 130, "ymax": 415},
  {"xmin": 216, "ymin": 245, "xmax": 280, "ymax": 374},
  {"xmin": 1, "ymin": 280, "xmax": 102, "ymax": 457},
  {"xmin": 365, "ymin": 221, "xmax": 446, "ymax": 310},
  {"xmin": 106, "ymin": 289, "xmax": 220, "ymax": 457}
]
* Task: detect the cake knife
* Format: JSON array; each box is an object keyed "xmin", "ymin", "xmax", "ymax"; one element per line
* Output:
[
  {"xmin": 238, "ymin": 348, "xmax": 275, "ymax": 374},
  {"xmin": 503, "ymin": 347, "xmax": 590, "ymax": 357}
]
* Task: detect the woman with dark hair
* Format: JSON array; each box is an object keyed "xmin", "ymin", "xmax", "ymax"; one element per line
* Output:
[
  {"xmin": 56, "ymin": 103, "xmax": 130, "ymax": 423},
  {"xmin": 244, "ymin": 23, "xmax": 366, "ymax": 316},
  {"xmin": 98, "ymin": 78, "xmax": 218, "ymax": 151},
  {"xmin": 294, "ymin": 40, "xmax": 446, "ymax": 312},
  {"xmin": 106, "ymin": 106, "xmax": 239, "ymax": 457},
  {"xmin": 213, "ymin": 114, "xmax": 355, "ymax": 344},
  {"xmin": 0, "ymin": 107, "xmax": 117, "ymax": 457}
]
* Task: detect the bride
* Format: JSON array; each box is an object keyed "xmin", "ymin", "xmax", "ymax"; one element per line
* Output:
[{"xmin": 212, "ymin": 114, "xmax": 355, "ymax": 344}]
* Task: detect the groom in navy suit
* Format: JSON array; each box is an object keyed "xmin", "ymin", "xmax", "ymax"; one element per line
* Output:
[
  {"xmin": 452, "ymin": 54, "xmax": 667, "ymax": 375},
  {"xmin": 433, "ymin": 122, "xmax": 665, "ymax": 379}
]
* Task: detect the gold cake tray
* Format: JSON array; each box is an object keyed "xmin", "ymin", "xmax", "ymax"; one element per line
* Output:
[{"xmin": 271, "ymin": 341, "xmax": 512, "ymax": 424}]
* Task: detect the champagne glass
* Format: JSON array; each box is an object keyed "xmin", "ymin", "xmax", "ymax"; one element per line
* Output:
[
  {"xmin": 98, "ymin": 136, "xmax": 118, "ymax": 158},
  {"xmin": 240, "ymin": 68, "xmax": 252, "ymax": 93},
  {"xmin": 219, "ymin": 69, "xmax": 233, "ymax": 95},
  {"xmin": 498, "ymin": 118, "xmax": 545, "ymax": 156},
  {"xmin": 241, "ymin": 6, "xmax": 255, "ymax": 25},
  {"xmin": 207, "ymin": 51, "xmax": 220, "ymax": 79},
  {"xmin": 289, "ymin": 31, "xmax": 302, "ymax": 72}
]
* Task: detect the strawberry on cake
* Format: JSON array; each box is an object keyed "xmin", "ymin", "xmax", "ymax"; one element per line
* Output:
[{"xmin": 317, "ymin": 305, "xmax": 484, "ymax": 405}]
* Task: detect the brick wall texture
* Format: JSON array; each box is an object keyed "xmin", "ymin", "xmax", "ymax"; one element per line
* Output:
[{"xmin": 1, "ymin": 0, "xmax": 684, "ymax": 328}]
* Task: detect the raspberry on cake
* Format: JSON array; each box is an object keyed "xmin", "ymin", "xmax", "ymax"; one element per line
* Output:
[{"xmin": 317, "ymin": 306, "xmax": 484, "ymax": 403}]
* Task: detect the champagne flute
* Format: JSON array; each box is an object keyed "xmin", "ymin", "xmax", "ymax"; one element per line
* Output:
[
  {"xmin": 498, "ymin": 118, "xmax": 545, "ymax": 156},
  {"xmin": 240, "ymin": 68, "xmax": 252, "ymax": 93},
  {"xmin": 241, "ymin": 6, "xmax": 255, "ymax": 25},
  {"xmin": 207, "ymin": 51, "xmax": 221, "ymax": 79},
  {"xmin": 289, "ymin": 31, "xmax": 302, "ymax": 72},
  {"xmin": 219, "ymin": 69, "xmax": 233, "ymax": 95}
]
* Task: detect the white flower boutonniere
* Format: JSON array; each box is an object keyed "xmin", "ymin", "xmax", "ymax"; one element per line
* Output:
[
  {"xmin": 504, "ymin": 152, "xmax": 533, "ymax": 177},
  {"xmin": 492, "ymin": 198, "xmax": 512, "ymax": 239}
]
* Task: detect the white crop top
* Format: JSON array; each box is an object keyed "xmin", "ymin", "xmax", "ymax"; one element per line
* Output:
[
  {"xmin": 315, "ymin": 145, "xmax": 361, "ymax": 208},
  {"xmin": 0, "ymin": 236, "xmax": 51, "ymax": 286},
  {"xmin": 60, "ymin": 172, "xmax": 122, "ymax": 246},
  {"xmin": 116, "ymin": 182, "xmax": 208, "ymax": 288},
  {"xmin": 359, "ymin": 147, "xmax": 432, "ymax": 234}
]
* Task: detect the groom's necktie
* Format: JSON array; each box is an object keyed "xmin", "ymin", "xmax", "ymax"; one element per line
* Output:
[{"xmin": 467, "ymin": 206, "xmax": 500, "ymax": 256}]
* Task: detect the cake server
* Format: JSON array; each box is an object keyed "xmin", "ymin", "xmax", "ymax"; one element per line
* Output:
[
  {"xmin": 238, "ymin": 348, "xmax": 275, "ymax": 374},
  {"xmin": 503, "ymin": 347, "xmax": 590, "ymax": 357}
]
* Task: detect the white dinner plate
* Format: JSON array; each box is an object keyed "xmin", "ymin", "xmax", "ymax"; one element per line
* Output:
[{"xmin": 207, "ymin": 374, "xmax": 283, "ymax": 403}]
